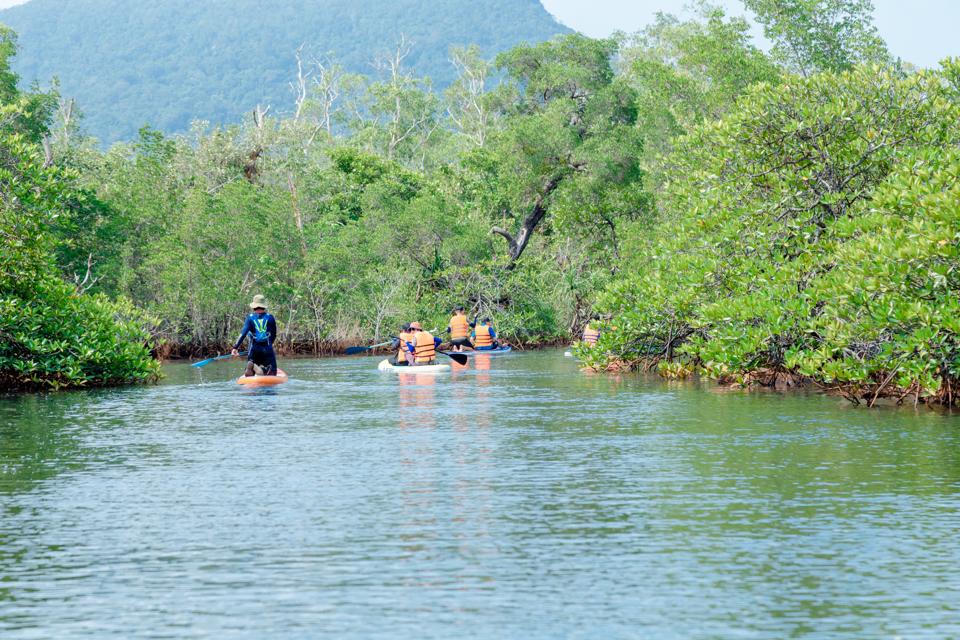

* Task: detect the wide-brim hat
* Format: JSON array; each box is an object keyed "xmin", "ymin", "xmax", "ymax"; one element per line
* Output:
[
  {"xmin": 249, "ymin": 294, "xmax": 268, "ymax": 309},
  {"xmin": 410, "ymin": 321, "xmax": 423, "ymax": 330}
]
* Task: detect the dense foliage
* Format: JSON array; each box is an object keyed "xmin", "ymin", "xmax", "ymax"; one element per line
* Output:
[
  {"xmin": 45, "ymin": 32, "xmax": 640, "ymax": 355},
  {"xmin": 743, "ymin": 0, "xmax": 891, "ymax": 74},
  {"xmin": 586, "ymin": 62, "xmax": 960, "ymax": 406},
  {"xmin": 0, "ymin": 0, "xmax": 569, "ymax": 143},
  {"xmin": 0, "ymin": 102, "xmax": 160, "ymax": 390},
  {"xmin": 4, "ymin": 0, "xmax": 960, "ymax": 406}
]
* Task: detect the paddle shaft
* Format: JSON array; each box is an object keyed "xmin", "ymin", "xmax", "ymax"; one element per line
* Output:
[
  {"xmin": 191, "ymin": 351, "xmax": 247, "ymax": 368},
  {"xmin": 346, "ymin": 329, "xmax": 439, "ymax": 355},
  {"xmin": 344, "ymin": 339, "xmax": 395, "ymax": 355}
]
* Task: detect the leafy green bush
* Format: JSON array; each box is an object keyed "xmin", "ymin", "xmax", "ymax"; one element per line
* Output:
[
  {"xmin": 0, "ymin": 126, "xmax": 160, "ymax": 390},
  {"xmin": 594, "ymin": 62, "xmax": 960, "ymax": 405},
  {"xmin": 787, "ymin": 146, "xmax": 960, "ymax": 403}
]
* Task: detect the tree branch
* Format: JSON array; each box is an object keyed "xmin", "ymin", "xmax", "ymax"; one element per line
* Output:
[
  {"xmin": 490, "ymin": 225, "xmax": 517, "ymax": 249},
  {"xmin": 42, "ymin": 135, "xmax": 53, "ymax": 168},
  {"xmin": 490, "ymin": 173, "xmax": 565, "ymax": 267}
]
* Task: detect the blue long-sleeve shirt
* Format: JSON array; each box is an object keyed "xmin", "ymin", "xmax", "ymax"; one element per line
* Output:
[{"xmin": 234, "ymin": 312, "xmax": 277, "ymax": 350}]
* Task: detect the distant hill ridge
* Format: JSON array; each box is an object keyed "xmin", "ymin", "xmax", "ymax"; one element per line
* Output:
[{"xmin": 0, "ymin": 0, "xmax": 570, "ymax": 143}]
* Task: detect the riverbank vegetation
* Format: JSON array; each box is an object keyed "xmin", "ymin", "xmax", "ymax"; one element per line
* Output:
[
  {"xmin": 3, "ymin": 0, "xmax": 960, "ymax": 404},
  {"xmin": 1, "ymin": 28, "xmax": 160, "ymax": 389}
]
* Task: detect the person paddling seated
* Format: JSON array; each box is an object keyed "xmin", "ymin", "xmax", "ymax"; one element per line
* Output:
[
  {"xmin": 405, "ymin": 322, "xmax": 442, "ymax": 366},
  {"xmin": 445, "ymin": 306, "xmax": 475, "ymax": 352},
  {"xmin": 389, "ymin": 323, "xmax": 415, "ymax": 366},
  {"xmin": 582, "ymin": 314, "xmax": 601, "ymax": 346},
  {"xmin": 231, "ymin": 294, "xmax": 278, "ymax": 376},
  {"xmin": 472, "ymin": 317, "xmax": 500, "ymax": 351}
]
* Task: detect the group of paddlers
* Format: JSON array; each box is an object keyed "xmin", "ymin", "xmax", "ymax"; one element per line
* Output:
[
  {"xmin": 229, "ymin": 295, "xmax": 603, "ymax": 375},
  {"xmin": 388, "ymin": 307, "xmax": 502, "ymax": 367}
]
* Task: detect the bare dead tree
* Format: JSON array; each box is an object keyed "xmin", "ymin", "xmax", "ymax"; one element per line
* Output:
[
  {"xmin": 290, "ymin": 45, "xmax": 312, "ymax": 121},
  {"xmin": 305, "ymin": 279, "xmax": 330, "ymax": 354},
  {"xmin": 287, "ymin": 173, "xmax": 308, "ymax": 257},
  {"xmin": 311, "ymin": 56, "xmax": 342, "ymax": 135},
  {"xmin": 41, "ymin": 135, "xmax": 54, "ymax": 168},
  {"xmin": 380, "ymin": 36, "xmax": 413, "ymax": 160},
  {"xmin": 378, "ymin": 36, "xmax": 414, "ymax": 153},
  {"xmin": 73, "ymin": 253, "xmax": 101, "ymax": 293},
  {"xmin": 371, "ymin": 274, "xmax": 404, "ymax": 342},
  {"xmin": 374, "ymin": 33, "xmax": 413, "ymax": 83},
  {"xmin": 252, "ymin": 104, "xmax": 270, "ymax": 130},
  {"xmin": 56, "ymin": 96, "xmax": 76, "ymax": 146},
  {"xmin": 370, "ymin": 36, "xmax": 441, "ymax": 163},
  {"xmin": 447, "ymin": 47, "xmax": 492, "ymax": 147}
]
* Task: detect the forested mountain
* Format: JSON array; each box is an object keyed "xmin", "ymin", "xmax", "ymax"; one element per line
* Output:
[{"xmin": 0, "ymin": 0, "xmax": 569, "ymax": 143}]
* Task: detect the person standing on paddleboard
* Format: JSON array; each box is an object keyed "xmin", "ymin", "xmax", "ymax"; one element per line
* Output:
[
  {"xmin": 445, "ymin": 306, "xmax": 475, "ymax": 352},
  {"xmin": 231, "ymin": 294, "xmax": 278, "ymax": 376}
]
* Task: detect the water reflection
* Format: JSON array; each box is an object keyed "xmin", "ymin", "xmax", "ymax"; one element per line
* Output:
[
  {"xmin": 0, "ymin": 351, "xmax": 958, "ymax": 638},
  {"xmin": 398, "ymin": 372, "xmax": 438, "ymax": 431},
  {"xmin": 472, "ymin": 355, "xmax": 493, "ymax": 432}
]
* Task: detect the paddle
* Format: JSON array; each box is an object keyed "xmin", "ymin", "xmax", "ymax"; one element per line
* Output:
[
  {"xmin": 439, "ymin": 351, "xmax": 469, "ymax": 366},
  {"xmin": 347, "ymin": 328, "xmax": 440, "ymax": 356},
  {"xmin": 191, "ymin": 351, "xmax": 246, "ymax": 368},
  {"xmin": 345, "ymin": 339, "xmax": 394, "ymax": 356}
]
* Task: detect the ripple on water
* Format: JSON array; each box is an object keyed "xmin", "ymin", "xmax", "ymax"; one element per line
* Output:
[{"xmin": 1, "ymin": 351, "xmax": 959, "ymax": 638}]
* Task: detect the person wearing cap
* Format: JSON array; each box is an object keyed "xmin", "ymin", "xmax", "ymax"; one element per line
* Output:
[
  {"xmin": 405, "ymin": 322, "xmax": 442, "ymax": 366},
  {"xmin": 231, "ymin": 294, "xmax": 278, "ymax": 376},
  {"xmin": 445, "ymin": 306, "xmax": 475, "ymax": 352},
  {"xmin": 472, "ymin": 317, "xmax": 500, "ymax": 351},
  {"xmin": 389, "ymin": 323, "xmax": 415, "ymax": 366}
]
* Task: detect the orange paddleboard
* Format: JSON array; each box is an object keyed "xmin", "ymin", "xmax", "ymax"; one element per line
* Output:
[{"xmin": 236, "ymin": 369, "xmax": 288, "ymax": 386}]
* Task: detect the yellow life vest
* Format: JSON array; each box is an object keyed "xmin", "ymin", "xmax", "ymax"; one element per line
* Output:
[
  {"xmin": 397, "ymin": 331, "xmax": 413, "ymax": 359},
  {"xmin": 583, "ymin": 324, "xmax": 600, "ymax": 345},
  {"xmin": 413, "ymin": 331, "xmax": 437, "ymax": 363},
  {"xmin": 474, "ymin": 324, "xmax": 493, "ymax": 347},
  {"xmin": 449, "ymin": 315, "xmax": 471, "ymax": 340}
]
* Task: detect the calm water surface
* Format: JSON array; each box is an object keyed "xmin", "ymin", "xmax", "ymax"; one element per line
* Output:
[{"xmin": 1, "ymin": 350, "xmax": 959, "ymax": 638}]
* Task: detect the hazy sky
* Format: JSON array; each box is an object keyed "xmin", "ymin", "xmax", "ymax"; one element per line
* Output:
[
  {"xmin": 0, "ymin": 0, "xmax": 955, "ymax": 68},
  {"xmin": 541, "ymin": 0, "xmax": 955, "ymax": 68}
]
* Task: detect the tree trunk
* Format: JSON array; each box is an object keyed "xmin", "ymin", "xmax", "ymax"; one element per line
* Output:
[
  {"xmin": 287, "ymin": 173, "xmax": 308, "ymax": 257},
  {"xmin": 41, "ymin": 135, "xmax": 53, "ymax": 168},
  {"xmin": 491, "ymin": 174, "xmax": 563, "ymax": 267}
]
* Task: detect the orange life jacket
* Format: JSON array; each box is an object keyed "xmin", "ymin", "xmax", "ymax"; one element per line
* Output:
[
  {"xmin": 413, "ymin": 331, "xmax": 437, "ymax": 363},
  {"xmin": 449, "ymin": 314, "xmax": 471, "ymax": 340},
  {"xmin": 397, "ymin": 331, "xmax": 413, "ymax": 359},
  {"xmin": 474, "ymin": 324, "xmax": 493, "ymax": 347},
  {"xmin": 583, "ymin": 324, "xmax": 600, "ymax": 345}
]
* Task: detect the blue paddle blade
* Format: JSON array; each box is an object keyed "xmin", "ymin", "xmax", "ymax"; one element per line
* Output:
[
  {"xmin": 344, "ymin": 346, "xmax": 369, "ymax": 355},
  {"xmin": 191, "ymin": 352, "xmax": 245, "ymax": 367}
]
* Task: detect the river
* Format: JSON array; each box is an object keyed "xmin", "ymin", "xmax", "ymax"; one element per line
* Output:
[{"xmin": 2, "ymin": 350, "xmax": 959, "ymax": 638}]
